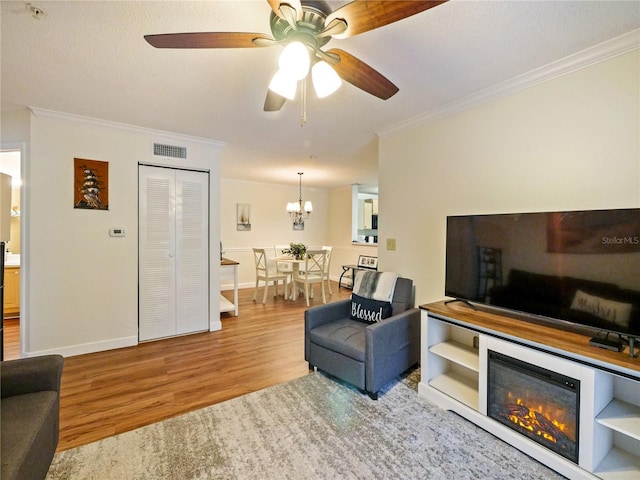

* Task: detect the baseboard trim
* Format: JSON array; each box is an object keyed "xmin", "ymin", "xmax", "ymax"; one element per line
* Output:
[{"xmin": 25, "ymin": 335, "xmax": 139, "ymax": 358}]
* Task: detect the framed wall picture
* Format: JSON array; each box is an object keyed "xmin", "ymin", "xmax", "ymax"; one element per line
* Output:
[
  {"xmin": 237, "ymin": 203, "xmax": 251, "ymax": 231},
  {"xmin": 74, "ymin": 158, "xmax": 109, "ymax": 210},
  {"xmin": 357, "ymin": 255, "xmax": 378, "ymax": 270}
]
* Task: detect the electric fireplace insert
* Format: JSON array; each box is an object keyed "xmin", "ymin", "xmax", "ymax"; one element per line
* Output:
[{"xmin": 487, "ymin": 351, "xmax": 580, "ymax": 463}]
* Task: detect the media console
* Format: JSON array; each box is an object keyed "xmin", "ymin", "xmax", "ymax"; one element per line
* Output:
[{"xmin": 419, "ymin": 301, "xmax": 640, "ymax": 480}]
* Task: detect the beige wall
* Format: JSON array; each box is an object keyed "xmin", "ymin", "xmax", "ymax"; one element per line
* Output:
[
  {"xmin": 220, "ymin": 178, "xmax": 330, "ymax": 286},
  {"xmin": 220, "ymin": 180, "xmax": 378, "ymax": 287},
  {"xmin": 378, "ymin": 50, "xmax": 640, "ymax": 305},
  {"xmin": 8, "ymin": 109, "xmax": 223, "ymax": 357}
]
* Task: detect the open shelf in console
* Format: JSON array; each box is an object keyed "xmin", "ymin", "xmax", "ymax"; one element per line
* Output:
[
  {"xmin": 593, "ymin": 447, "xmax": 640, "ymax": 480},
  {"xmin": 425, "ymin": 316, "xmax": 480, "ymax": 410},
  {"xmin": 593, "ymin": 375, "xmax": 640, "ymax": 479},
  {"xmin": 429, "ymin": 341, "xmax": 479, "ymax": 372},
  {"xmin": 596, "ymin": 399, "xmax": 640, "ymax": 441},
  {"xmin": 428, "ymin": 370, "xmax": 479, "ymax": 410}
]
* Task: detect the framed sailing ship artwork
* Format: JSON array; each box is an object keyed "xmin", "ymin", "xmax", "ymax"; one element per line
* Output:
[{"xmin": 74, "ymin": 158, "xmax": 109, "ymax": 210}]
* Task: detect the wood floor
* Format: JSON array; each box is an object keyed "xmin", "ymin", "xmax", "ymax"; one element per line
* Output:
[{"xmin": 3, "ymin": 282, "xmax": 351, "ymax": 452}]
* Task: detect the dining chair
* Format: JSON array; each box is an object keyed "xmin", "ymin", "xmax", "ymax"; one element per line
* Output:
[
  {"xmin": 292, "ymin": 249, "xmax": 327, "ymax": 307},
  {"xmin": 252, "ymin": 248, "xmax": 289, "ymax": 304},
  {"xmin": 321, "ymin": 245, "xmax": 333, "ymax": 295},
  {"xmin": 274, "ymin": 244, "xmax": 294, "ymax": 292}
]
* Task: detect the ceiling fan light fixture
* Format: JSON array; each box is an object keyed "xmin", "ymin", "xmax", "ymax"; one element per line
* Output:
[
  {"xmin": 145, "ymin": 0, "xmax": 449, "ymax": 117},
  {"xmin": 278, "ymin": 41, "xmax": 310, "ymax": 81},
  {"xmin": 312, "ymin": 61, "xmax": 342, "ymax": 98},
  {"xmin": 269, "ymin": 69, "xmax": 297, "ymax": 100}
]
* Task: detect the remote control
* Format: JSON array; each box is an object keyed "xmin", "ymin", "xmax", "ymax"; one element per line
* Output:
[{"xmin": 589, "ymin": 337, "xmax": 623, "ymax": 352}]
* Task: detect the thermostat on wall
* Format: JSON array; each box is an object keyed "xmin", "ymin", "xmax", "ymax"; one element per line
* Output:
[{"xmin": 109, "ymin": 228, "xmax": 125, "ymax": 237}]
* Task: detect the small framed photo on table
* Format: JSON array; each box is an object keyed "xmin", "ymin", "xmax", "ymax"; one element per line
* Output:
[{"xmin": 357, "ymin": 255, "xmax": 378, "ymax": 270}]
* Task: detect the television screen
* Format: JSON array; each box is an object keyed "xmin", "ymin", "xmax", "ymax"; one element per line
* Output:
[{"xmin": 445, "ymin": 208, "xmax": 640, "ymax": 339}]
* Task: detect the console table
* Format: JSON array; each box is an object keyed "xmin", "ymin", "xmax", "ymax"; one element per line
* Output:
[
  {"xmin": 419, "ymin": 301, "xmax": 639, "ymax": 480},
  {"xmin": 338, "ymin": 265, "xmax": 359, "ymax": 289},
  {"xmin": 220, "ymin": 258, "xmax": 239, "ymax": 316},
  {"xmin": 338, "ymin": 265, "xmax": 377, "ymax": 289}
]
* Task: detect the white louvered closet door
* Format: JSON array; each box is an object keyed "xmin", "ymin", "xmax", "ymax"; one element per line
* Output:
[
  {"xmin": 139, "ymin": 165, "xmax": 209, "ymax": 341},
  {"xmin": 175, "ymin": 169, "xmax": 209, "ymax": 335}
]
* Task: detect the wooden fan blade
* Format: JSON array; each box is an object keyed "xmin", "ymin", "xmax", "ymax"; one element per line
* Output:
[
  {"xmin": 144, "ymin": 32, "xmax": 273, "ymax": 49},
  {"xmin": 326, "ymin": 49, "xmax": 398, "ymax": 100},
  {"xmin": 267, "ymin": 0, "xmax": 303, "ymax": 21},
  {"xmin": 325, "ymin": 1, "xmax": 447, "ymax": 39},
  {"xmin": 264, "ymin": 89, "xmax": 287, "ymax": 112}
]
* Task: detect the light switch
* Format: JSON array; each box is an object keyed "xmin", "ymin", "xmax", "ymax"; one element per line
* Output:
[
  {"xmin": 386, "ymin": 238, "xmax": 396, "ymax": 251},
  {"xmin": 109, "ymin": 228, "xmax": 125, "ymax": 237}
]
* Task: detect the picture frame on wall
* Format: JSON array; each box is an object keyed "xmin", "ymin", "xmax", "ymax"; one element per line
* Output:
[
  {"xmin": 357, "ymin": 255, "xmax": 378, "ymax": 270},
  {"xmin": 237, "ymin": 203, "xmax": 251, "ymax": 231},
  {"xmin": 74, "ymin": 158, "xmax": 109, "ymax": 210}
]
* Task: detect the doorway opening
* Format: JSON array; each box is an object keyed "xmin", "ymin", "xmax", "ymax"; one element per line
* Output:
[{"xmin": 0, "ymin": 147, "xmax": 23, "ymax": 359}]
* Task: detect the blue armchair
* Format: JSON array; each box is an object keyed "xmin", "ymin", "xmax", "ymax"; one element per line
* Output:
[{"xmin": 305, "ymin": 277, "xmax": 420, "ymax": 399}]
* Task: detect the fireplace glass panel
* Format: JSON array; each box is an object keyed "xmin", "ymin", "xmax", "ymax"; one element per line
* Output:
[{"xmin": 488, "ymin": 351, "xmax": 580, "ymax": 463}]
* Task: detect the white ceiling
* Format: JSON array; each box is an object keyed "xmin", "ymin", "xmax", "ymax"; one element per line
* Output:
[{"xmin": 2, "ymin": 1, "xmax": 639, "ymax": 189}]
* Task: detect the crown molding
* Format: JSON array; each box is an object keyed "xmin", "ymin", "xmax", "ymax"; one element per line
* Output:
[
  {"xmin": 378, "ymin": 28, "xmax": 640, "ymax": 138},
  {"xmin": 28, "ymin": 107, "xmax": 226, "ymax": 148}
]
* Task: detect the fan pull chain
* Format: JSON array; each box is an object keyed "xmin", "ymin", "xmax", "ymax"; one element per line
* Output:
[{"xmin": 300, "ymin": 79, "xmax": 307, "ymax": 127}]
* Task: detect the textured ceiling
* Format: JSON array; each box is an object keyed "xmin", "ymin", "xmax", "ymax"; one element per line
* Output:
[{"xmin": 2, "ymin": 1, "xmax": 639, "ymax": 189}]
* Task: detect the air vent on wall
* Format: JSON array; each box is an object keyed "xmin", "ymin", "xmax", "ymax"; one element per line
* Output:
[{"xmin": 153, "ymin": 143, "xmax": 187, "ymax": 159}]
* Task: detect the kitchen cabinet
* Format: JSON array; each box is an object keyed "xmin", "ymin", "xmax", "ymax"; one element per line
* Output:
[{"xmin": 4, "ymin": 266, "xmax": 19, "ymax": 317}]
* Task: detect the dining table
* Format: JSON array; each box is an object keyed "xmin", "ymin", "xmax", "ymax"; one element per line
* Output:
[{"xmin": 273, "ymin": 256, "xmax": 311, "ymax": 301}]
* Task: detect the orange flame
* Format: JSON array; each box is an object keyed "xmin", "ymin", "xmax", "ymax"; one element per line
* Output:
[{"xmin": 507, "ymin": 395, "xmax": 572, "ymax": 444}]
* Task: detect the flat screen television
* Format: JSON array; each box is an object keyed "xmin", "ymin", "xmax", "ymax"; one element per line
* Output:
[{"xmin": 445, "ymin": 208, "xmax": 640, "ymax": 340}]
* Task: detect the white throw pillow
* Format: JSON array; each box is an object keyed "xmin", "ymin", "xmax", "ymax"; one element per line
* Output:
[{"xmin": 570, "ymin": 290, "xmax": 632, "ymax": 326}]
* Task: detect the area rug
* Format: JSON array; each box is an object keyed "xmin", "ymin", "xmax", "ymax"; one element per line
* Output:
[{"xmin": 46, "ymin": 370, "xmax": 564, "ymax": 479}]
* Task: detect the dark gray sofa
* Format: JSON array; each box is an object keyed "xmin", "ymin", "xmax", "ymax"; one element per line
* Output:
[
  {"xmin": 1, "ymin": 355, "xmax": 64, "ymax": 480},
  {"xmin": 305, "ymin": 277, "xmax": 420, "ymax": 399}
]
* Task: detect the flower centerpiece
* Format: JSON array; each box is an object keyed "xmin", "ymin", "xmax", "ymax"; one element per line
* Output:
[{"xmin": 282, "ymin": 242, "xmax": 307, "ymax": 260}]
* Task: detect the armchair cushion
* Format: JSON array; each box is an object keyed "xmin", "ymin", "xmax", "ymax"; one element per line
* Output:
[
  {"xmin": 309, "ymin": 319, "xmax": 368, "ymax": 362},
  {"xmin": 349, "ymin": 293, "xmax": 393, "ymax": 323}
]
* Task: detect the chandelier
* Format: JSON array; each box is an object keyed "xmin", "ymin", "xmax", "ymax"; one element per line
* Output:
[{"xmin": 286, "ymin": 172, "xmax": 313, "ymax": 225}]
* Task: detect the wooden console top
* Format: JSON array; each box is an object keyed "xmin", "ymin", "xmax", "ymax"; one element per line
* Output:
[{"xmin": 420, "ymin": 300, "xmax": 640, "ymax": 378}]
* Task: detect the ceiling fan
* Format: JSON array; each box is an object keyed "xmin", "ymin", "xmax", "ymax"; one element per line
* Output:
[{"xmin": 144, "ymin": 0, "xmax": 447, "ymax": 113}]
